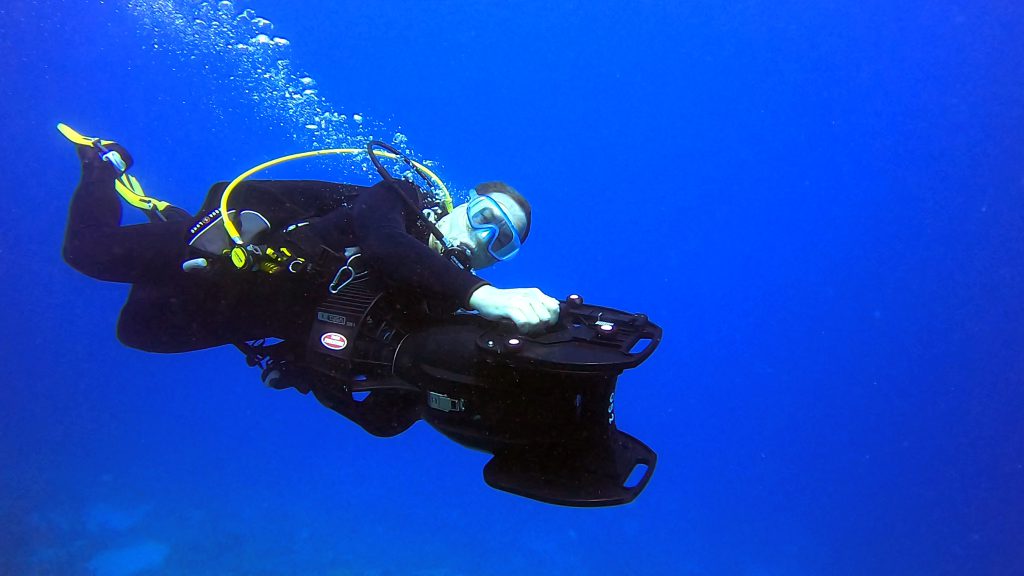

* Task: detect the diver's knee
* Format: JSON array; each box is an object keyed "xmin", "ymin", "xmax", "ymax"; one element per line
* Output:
[{"xmin": 62, "ymin": 240, "xmax": 102, "ymax": 279}]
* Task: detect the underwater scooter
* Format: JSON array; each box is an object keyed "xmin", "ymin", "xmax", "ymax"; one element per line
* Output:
[{"xmin": 298, "ymin": 277, "xmax": 662, "ymax": 507}]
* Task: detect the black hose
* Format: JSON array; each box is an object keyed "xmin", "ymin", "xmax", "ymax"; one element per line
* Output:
[{"xmin": 366, "ymin": 141, "xmax": 470, "ymax": 270}]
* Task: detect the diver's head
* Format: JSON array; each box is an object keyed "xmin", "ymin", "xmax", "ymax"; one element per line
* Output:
[{"xmin": 435, "ymin": 182, "xmax": 531, "ymax": 270}]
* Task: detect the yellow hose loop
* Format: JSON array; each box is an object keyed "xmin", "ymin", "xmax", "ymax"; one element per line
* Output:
[{"xmin": 220, "ymin": 148, "xmax": 452, "ymax": 244}]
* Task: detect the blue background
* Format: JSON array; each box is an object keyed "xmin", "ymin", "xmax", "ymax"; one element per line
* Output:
[{"xmin": 2, "ymin": 0, "xmax": 1023, "ymax": 574}]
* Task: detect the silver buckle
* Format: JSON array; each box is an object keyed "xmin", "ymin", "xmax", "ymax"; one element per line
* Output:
[{"xmin": 428, "ymin": 392, "xmax": 464, "ymax": 413}]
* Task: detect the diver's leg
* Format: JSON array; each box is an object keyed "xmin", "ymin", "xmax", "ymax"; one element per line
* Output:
[
  {"xmin": 310, "ymin": 381, "xmax": 422, "ymax": 437},
  {"xmin": 63, "ymin": 144, "xmax": 192, "ymax": 283}
]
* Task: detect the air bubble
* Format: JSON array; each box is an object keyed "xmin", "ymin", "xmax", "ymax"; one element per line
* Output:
[{"xmin": 125, "ymin": 0, "xmax": 430, "ymax": 182}]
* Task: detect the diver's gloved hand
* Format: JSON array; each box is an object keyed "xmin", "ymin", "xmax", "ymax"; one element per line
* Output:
[
  {"xmin": 468, "ymin": 285, "xmax": 561, "ymax": 334},
  {"xmin": 76, "ymin": 141, "xmax": 134, "ymax": 179}
]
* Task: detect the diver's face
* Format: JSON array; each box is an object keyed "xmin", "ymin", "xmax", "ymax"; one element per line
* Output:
[{"xmin": 438, "ymin": 192, "xmax": 526, "ymax": 270}]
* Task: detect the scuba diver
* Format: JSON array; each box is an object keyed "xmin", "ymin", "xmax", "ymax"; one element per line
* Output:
[
  {"xmin": 60, "ymin": 124, "xmax": 663, "ymax": 507},
  {"xmin": 61, "ymin": 126, "xmax": 559, "ymax": 353}
]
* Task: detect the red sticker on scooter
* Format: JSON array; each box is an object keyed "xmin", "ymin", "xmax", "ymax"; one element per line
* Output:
[{"xmin": 321, "ymin": 332, "xmax": 348, "ymax": 350}]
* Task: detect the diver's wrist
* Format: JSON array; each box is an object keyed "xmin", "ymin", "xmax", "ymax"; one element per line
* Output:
[{"xmin": 467, "ymin": 283, "xmax": 495, "ymax": 310}]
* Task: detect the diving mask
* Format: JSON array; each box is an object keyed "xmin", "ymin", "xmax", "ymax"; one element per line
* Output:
[{"xmin": 467, "ymin": 192, "xmax": 522, "ymax": 262}]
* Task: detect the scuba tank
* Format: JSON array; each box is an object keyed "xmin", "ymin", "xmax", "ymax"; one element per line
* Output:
[{"xmin": 184, "ymin": 141, "xmax": 467, "ymax": 274}]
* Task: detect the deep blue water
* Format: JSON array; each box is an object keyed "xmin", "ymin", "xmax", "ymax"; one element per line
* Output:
[{"xmin": 2, "ymin": 0, "xmax": 1023, "ymax": 574}]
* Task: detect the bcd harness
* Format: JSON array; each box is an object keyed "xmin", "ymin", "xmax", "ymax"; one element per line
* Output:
[{"xmin": 180, "ymin": 141, "xmax": 467, "ymax": 383}]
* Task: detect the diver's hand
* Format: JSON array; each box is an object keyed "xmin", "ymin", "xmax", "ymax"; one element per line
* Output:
[{"xmin": 468, "ymin": 285, "xmax": 561, "ymax": 333}]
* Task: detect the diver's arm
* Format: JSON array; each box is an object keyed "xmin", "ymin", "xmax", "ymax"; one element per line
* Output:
[
  {"xmin": 351, "ymin": 181, "xmax": 559, "ymax": 331},
  {"xmin": 352, "ymin": 182, "xmax": 487, "ymax": 307}
]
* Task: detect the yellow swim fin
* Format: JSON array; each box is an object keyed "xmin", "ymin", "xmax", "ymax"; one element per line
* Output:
[
  {"xmin": 59, "ymin": 122, "xmax": 179, "ymax": 221},
  {"xmin": 57, "ymin": 122, "xmax": 116, "ymax": 148}
]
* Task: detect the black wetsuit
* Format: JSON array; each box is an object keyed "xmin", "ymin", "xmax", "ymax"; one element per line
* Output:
[{"xmin": 63, "ymin": 145, "xmax": 487, "ymax": 354}]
